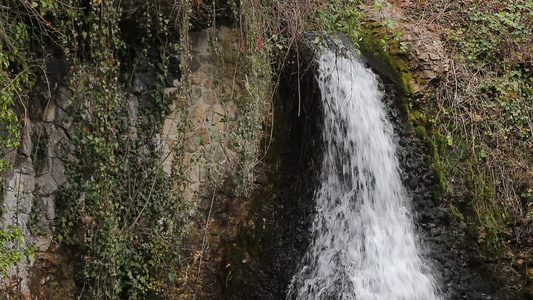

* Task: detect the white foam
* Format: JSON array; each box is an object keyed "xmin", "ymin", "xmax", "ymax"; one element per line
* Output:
[{"xmin": 287, "ymin": 49, "xmax": 441, "ymax": 300}]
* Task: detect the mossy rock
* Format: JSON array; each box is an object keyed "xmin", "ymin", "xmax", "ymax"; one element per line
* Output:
[{"xmin": 358, "ymin": 23, "xmax": 413, "ymax": 97}]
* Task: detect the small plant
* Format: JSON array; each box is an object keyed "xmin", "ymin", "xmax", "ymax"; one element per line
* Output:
[
  {"xmin": 0, "ymin": 0, "xmax": 49, "ymax": 279},
  {"xmin": 319, "ymin": 0, "xmax": 365, "ymax": 48},
  {"xmin": 374, "ymin": 0, "xmax": 391, "ymax": 10},
  {"xmin": 0, "ymin": 225, "xmax": 35, "ymax": 278}
]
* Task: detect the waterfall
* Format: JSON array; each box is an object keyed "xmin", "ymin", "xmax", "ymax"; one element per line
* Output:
[{"xmin": 287, "ymin": 49, "xmax": 441, "ymax": 300}]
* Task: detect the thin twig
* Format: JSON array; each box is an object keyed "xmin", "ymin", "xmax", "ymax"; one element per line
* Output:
[{"xmin": 194, "ymin": 185, "xmax": 217, "ymax": 295}]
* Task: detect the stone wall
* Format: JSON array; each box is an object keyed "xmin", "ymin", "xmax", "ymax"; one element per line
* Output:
[
  {"xmin": 1, "ymin": 79, "xmax": 76, "ymax": 299},
  {"xmin": 158, "ymin": 25, "xmax": 271, "ymax": 298},
  {"xmin": 0, "ymin": 24, "xmax": 271, "ymax": 299},
  {"xmin": 161, "ymin": 26, "xmax": 243, "ymax": 204}
]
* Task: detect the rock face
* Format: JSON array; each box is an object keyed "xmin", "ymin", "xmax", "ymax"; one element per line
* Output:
[
  {"xmin": 384, "ymin": 88, "xmax": 515, "ymax": 300},
  {"xmin": 358, "ymin": 3, "xmax": 520, "ymax": 299},
  {"xmin": 218, "ymin": 52, "xmax": 324, "ymax": 299},
  {"xmin": 0, "ymin": 22, "xmax": 269, "ymax": 298},
  {"xmin": 1, "ymin": 58, "xmax": 77, "ymax": 299},
  {"xmin": 157, "ymin": 25, "xmax": 271, "ymax": 298},
  {"xmin": 2, "ymin": 2, "xmax": 523, "ymax": 299},
  {"xmin": 361, "ymin": 2, "xmax": 449, "ymax": 101},
  {"xmin": 160, "ymin": 27, "xmax": 243, "ymax": 201}
]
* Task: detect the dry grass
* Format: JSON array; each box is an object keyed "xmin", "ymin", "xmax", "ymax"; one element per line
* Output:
[{"xmin": 407, "ymin": 0, "xmax": 533, "ymax": 249}]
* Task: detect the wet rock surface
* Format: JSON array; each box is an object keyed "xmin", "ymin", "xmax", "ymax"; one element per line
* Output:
[
  {"xmin": 382, "ymin": 82, "xmax": 516, "ymax": 299},
  {"xmin": 218, "ymin": 53, "xmax": 323, "ymax": 299},
  {"xmin": 223, "ymin": 46, "xmax": 518, "ymax": 299},
  {"xmin": 1, "ymin": 54, "xmax": 76, "ymax": 298}
]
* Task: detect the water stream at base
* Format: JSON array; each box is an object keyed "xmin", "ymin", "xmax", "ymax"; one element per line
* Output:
[{"xmin": 287, "ymin": 49, "xmax": 441, "ymax": 300}]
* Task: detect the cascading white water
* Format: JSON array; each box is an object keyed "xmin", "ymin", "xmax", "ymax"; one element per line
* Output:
[{"xmin": 287, "ymin": 49, "xmax": 441, "ymax": 300}]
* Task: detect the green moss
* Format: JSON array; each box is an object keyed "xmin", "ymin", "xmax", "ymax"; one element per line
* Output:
[
  {"xmin": 355, "ymin": 1, "xmax": 523, "ymax": 266},
  {"xmin": 444, "ymin": 137, "xmax": 468, "ymax": 177},
  {"xmin": 432, "ymin": 166, "xmax": 446, "ymax": 200},
  {"xmin": 473, "ymin": 176, "xmax": 506, "ymax": 246},
  {"xmin": 358, "ymin": 24, "xmax": 413, "ymax": 97},
  {"xmin": 450, "ymin": 204, "xmax": 465, "ymax": 224},
  {"xmin": 414, "ymin": 125, "xmax": 426, "ymax": 138},
  {"xmin": 452, "ymin": 158, "xmax": 509, "ymax": 254},
  {"xmin": 427, "ymin": 133, "xmax": 508, "ymax": 254},
  {"xmin": 356, "ymin": 22, "xmax": 451, "ymax": 204}
]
